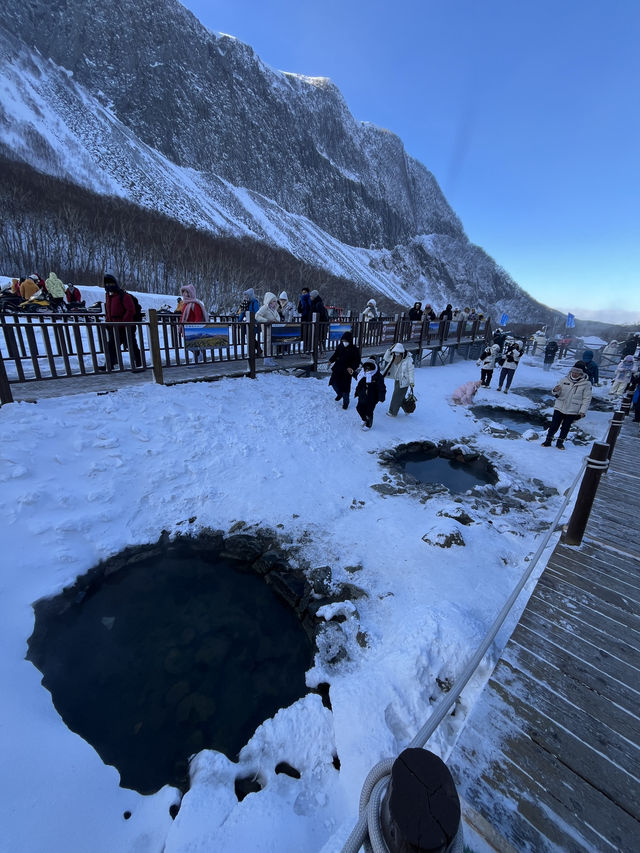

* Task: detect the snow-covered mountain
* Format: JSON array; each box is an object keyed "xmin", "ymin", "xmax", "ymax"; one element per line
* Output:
[{"xmin": 0, "ymin": 0, "xmax": 555, "ymax": 321}]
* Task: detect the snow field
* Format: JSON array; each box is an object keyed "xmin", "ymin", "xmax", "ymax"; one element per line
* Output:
[{"xmin": 0, "ymin": 354, "xmax": 612, "ymax": 852}]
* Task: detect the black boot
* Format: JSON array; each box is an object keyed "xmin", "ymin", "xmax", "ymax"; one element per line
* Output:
[{"xmin": 541, "ymin": 436, "xmax": 553, "ymax": 447}]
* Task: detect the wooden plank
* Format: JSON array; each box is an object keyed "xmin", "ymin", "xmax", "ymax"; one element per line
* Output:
[
  {"xmin": 452, "ymin": 741, "xmax": 576, "ymax": 853},
  {"xmin": 518, "ymin": 606, "xmax": 640, "ymax": 689},
  {"xmin": 451, "ymin": 709, "xmax": 637, "ymax": 852},
  {"xmin": 548, "ymin": 553, "xmax": 640, "ymax": 605},
  {"xmin": 539, "ymin": 571, "xmax": 640, "ymax": 633},
  {"xmin": 491, "ymin": 657, "xmax": 640, "ymax": 783},
  {"xmin": 583, "ymin": 523, "xmax": 640, "ymax": 558},
  {"xmin": 538, "ymin": 563, "xmax": 640, "ymax": 630},
  {"xmin": 526, "ymin": 591, "xmax": 639, "ymax": 665},
  {"xmin": 530, "ymin": 582, "xmax": 640, "ymax": 647},
  {"xmin": 502, "ymin": 641, "xmax": 640, "ymax": 745},
  {"xmin": 555, "ymin": 543, "xmax": 640, "ymax": 583},
  {"xmin": 510, "ymin": 623, "xmax": 640, "ymax": 717}
]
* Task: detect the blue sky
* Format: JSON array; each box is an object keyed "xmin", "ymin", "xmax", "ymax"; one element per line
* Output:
[{"xmin": 182, "ymin": 0, "xmax": 639, "ymax": 323}]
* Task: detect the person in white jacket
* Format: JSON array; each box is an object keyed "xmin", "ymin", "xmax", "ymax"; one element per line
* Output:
[
  {"xmin": 362, "ymin": 299, "xmax": 379, "ymax": 322},
  {"xmin": 255, "ymin": 292, "xmax": 280, "ymax": 363},
  {"xmin": 382, "ymin": 342, "xmax": 415, "ymax": 416},
  {"xmin": 542, "ymin": 361, "xmax": 592, "ymax": 449},
  {"xmin": 477, "ymin": 343, "xmax": 500, "ymax": 387},
  {"xmin": 610, "ymin": 355, "xmax": 635, "ymax": 395}
]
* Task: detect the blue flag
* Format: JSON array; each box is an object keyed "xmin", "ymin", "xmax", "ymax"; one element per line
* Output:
[
  {"xmin": 566, "ymin": 313, "xmax": 575, "ymax": 328},
  {"xmin": 500, "ymin": 313, "xmax": 509, "ymax": 326}
]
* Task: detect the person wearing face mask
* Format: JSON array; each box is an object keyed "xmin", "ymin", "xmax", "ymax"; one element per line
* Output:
[
  {"xmin": 541, "ymin": 361, "xmax": 592, "ymax": 449},
  {"xmin": 381, "ymin": 342, "xmax": 415, "ymax": 416},
  {"xmin": 328, "ymin": 331, "xmax": 361, "ymax": 410},
  {"xmin": 354, "ymin": 359, "xmax": 386, "ymax": 430}
]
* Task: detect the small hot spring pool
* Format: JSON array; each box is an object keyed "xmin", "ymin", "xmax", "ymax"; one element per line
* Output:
[
  {"xmin": 27, "ymin": 539, "xmax": 312, "ymax": 794},
  {"xmin": 470, "ymin": 405, "xmax": 549, "ymax": 434},
  {"xmin": 383, "ymin": 442, "xmax": 498, "ymax": 493}
]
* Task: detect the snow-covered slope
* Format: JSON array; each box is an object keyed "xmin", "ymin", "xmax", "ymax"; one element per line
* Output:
[{"xmin": 0, "ymin": 2, "xmax": 555, "ymax": 320}]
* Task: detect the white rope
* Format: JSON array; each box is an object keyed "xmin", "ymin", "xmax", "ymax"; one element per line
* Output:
[{"xmin": 586, "ymin": 457, "xmax": 609, "ymax": 470}]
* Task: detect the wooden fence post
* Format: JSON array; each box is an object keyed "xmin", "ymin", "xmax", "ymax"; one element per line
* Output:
[
  {"xmin": 620, "ymin": 392, "xmax": 633, "ymax": 416},
  {"xmin": 247, "ymin": 314, "xmax": 256, "ymax": 379},
  {"xmin": 605, "ymin": 411, "xmax": 624, "ymax": 460},
  {"xmin": 0, "ymin": 352, "xmax": 13, "ymax": 404},
  {"xmin": 312, "ymin": 313, "xmax": 319, "ymax": 371},
  {"xmin": 147, "ymin": 309, "xmax": 164, "ymax": 385},
  {"xmin": 563, "ymin": 441, "xmax": 610, "ymax": 546},
  {"xmin": 381, "ymin": 748, "xmax": 461, "ymax": 853}
]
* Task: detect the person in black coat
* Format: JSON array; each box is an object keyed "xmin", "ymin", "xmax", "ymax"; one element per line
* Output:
[
  {"xmin": 543, "ymin": 339, "xmax": 558, "ymax": 371},
  {"xmin": 408, "ymin": 302, "xmax": 423, "ymax": 321},
  {"xmin": 439, "ymin": 303, "xmax": 453, "ymax": 321},
  {"xmin": 354, "ymin": 359, "xmax": 386, "ymax": 430},
  {"xmin": 328, "ymin": 331, "xmax": 361, "ymax": 409},
  {"xmin": 309, "ymin": 289, "xmax": 329, "ymax": 353}
]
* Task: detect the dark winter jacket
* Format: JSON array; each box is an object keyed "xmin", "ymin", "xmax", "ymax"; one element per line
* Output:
[
  {"xmin": 493, "ymin": 330, "xmax": 507, "ymax": 351},
  {"xmin": 544, "ymin": 340, "xmax": 558, "ymax": 363},
  {"xmin": 408, "ymin": 304, "xmax": 423, "ymax": 321},
  {"xmin": 310, "ymin": 295, "xmax": 329, "ymax": 323},
  {"xmin": 237, "ymin": 295, "xmax": 260, "ymax": 320},
  {"xmin": 298, "ymin": 292, "xmax": 312, "ymax": 321},
  {"xmin": 581, "ymin": 350, "xmax": 599, "ymax": 385},
  {"xmin": 439, "ymin": 304, "xmax": 453, "ymax": 321},
  {"xmin": 329, "ymin": 339, "xmax": 361, "ymax": 394},
  {"xmin": 355, "ymin": 366, "xmax": 386, "ymax": 405}
]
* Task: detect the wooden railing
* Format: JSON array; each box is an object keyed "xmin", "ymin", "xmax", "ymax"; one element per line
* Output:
[{"xmin": 0, "ymin": 311, "xmax": 491, "ymax": 403}]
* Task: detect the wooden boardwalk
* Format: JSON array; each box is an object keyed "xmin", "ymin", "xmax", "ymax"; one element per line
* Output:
[
  {"xmin": 449, "ymin": 419, "xmax": 640, "ymax": 852},
  {"xmin": 5, "ymin": 342, "xmax": 429, "ymax": 403}
]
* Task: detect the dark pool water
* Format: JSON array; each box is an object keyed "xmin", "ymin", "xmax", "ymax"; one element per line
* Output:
[
  {"xmin": 470, "ymin": 405, "xmax": 549, "ymax": 434},
  {"xmin": 399, "ymin": 452, "xmax": 497, "ymax": 492},
  {"xmin": 27, "ymin": 543, "xmax": 312, "ymax": 794}
]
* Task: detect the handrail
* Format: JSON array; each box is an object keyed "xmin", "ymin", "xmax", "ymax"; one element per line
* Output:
[{"xmin": 1, "ymin": 313, "xmax": 491, "ymax": 389}]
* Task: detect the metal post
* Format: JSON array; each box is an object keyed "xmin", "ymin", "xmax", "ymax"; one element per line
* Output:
[
  {"xmin": 147, "ymin": 309, "xmax": 164, "ymax": 385},
  {"xmin": 605, "ymin": 411, "xmax": 624, "ymax": 460},
  {"xmin": 563, "ymin": 441, "xmax": 610, "ymax": 546},
  {"xmin": 620, "ymin": 393, "xmax": 633, "ymax": 416},
  {"xmin": 380, "ymin": 748, "xmax": 462, "ymax": 853}
]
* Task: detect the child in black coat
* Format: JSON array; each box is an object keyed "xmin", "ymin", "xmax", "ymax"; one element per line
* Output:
[{"xmin": 354, "ymin": 360, "xmax": 386, "ymax": 430}]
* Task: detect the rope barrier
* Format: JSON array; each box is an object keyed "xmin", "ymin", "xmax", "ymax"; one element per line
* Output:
[
  {"xmin": 339, "ymin": 410, "xmax": 621, "ymax": 852},
  {"xmin": 586, "ymin": 457, "xmax": 609, "ymax": 470}
]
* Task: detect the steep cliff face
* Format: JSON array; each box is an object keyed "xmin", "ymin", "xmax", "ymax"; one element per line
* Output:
[
  {"xmin": 0, "ymin": 0, "xmax": 556, "ymax": 321},
  {"xmin": 2, "ymin": 0, "xmax": 462, "ymax": 249}
]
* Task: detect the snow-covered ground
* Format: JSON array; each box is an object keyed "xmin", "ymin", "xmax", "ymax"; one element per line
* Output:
[{"xmin": 0, "ymin": 348, "xmax": 613, "ymax": 852}]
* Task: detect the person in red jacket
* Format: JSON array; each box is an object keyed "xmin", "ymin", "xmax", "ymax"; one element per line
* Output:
[
  {"xmin": 101, "ymin": 273, "xmax": 142, "ymax": 369},
  {"xmin": 65, "ymin": 283, "xmax": 82, "ymax": 304},
  {"xmin": 179, "ymin": 284, "xmax": 208, "ymax": 363}
]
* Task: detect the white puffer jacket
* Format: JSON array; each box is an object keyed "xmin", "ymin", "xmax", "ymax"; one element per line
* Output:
[
  {"xmin": 255, "ymin": 292, "xmax": 280, "ymax": 323},
  {"xmin": 477, "ymin": 345, "xmax": 500, "ymax": 370},
  {"xmin": 552, "ymin": 374, "xmax": 592, "ymax": 415},
  {"xmin": 383, "ymin": 350, "xmax": 415, "ymax": 387}
]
